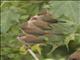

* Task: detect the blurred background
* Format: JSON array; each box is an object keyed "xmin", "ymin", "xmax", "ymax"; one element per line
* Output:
[{"xmin": 1, "ymin": 1, "xmax": 80, "ymax": 60}]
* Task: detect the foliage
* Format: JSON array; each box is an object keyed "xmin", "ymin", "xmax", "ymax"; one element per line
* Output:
[{"xmin": 1, "ymin": 1, "xmax": 80, "ymax": 60}]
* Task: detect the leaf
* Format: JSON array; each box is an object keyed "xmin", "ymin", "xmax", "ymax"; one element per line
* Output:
[
  {"xmin": 1, "ymin": 7, "xmax": 20, "ymax": 33},
  {"xmin": 32, "ymin": 44, "xmax": 42, "ymax": 55},
  {"xmin": 49, "ymin": 1, "xmax": 80, "ymax": 23},
  {"xmin": 19, "ymin": 45, "xmax": 28, "ymax": 55}
]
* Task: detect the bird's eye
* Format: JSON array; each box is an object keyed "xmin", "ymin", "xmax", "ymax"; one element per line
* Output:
[
  {"xmin": 32, "ymin": 17, "xmax": 37, "ymax": 20},
  {"xmin": 18, "ymin": 34, "xmax": 24, "ymax": 37}
]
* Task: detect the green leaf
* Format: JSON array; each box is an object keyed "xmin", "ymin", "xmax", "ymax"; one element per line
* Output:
[
  {"xmin": 49, "ymin": 1, "xmax": 80, "ymax": 23},
  {"xmin": 1, "ymin": 7, "xmax": 20, "ymax": 33},
  {"xmin": 32, "ymin": 44, "xmax": 42, "ymax": 55}
]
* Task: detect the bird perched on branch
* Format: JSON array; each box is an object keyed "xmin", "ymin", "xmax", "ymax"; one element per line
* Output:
[{"xmin": 17, "ymin": 34, "xmax": 46, "ymax": 45}]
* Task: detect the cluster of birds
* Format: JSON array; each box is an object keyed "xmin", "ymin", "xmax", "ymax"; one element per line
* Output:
[
  {"xmin": 17, "ymin": 10, "xmax": 80, "ymax": 60},
  {"xmin": 17, "ymin": 10, "xmax": 66, "ymax": 45}
]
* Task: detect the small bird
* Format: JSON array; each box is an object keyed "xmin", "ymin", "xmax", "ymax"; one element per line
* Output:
[
  {"xmin": 21, "ymin": 20, "xmax": 50, "ymax": 36},
  {"xmin": 17, "ymin": 34, "xmax": 46, "ymax": 45},
  {"xmin": 68, "ymin": 50, "xmax": 80, "ymax": 60},
  {"xmin": 29, "ymin": 15, "xmax": 52, "ymax": 30},
  {"xmin": 38, "ymin": 13, "xmax": 58, "ymax": 23},
  {"xmin": 39, "ymin": 14, "xmax": 66, "ymax": 23},
  {"xmin": 38, "ymin": 10, "xmax": 66, "ymax": 23}
]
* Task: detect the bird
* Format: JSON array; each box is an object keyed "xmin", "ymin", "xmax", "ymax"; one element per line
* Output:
[
  {"xmin": 68, "ymin": 50, "xmax": 80, "ymax": 60},
  {"xmin": 20, "ymin": 20, "xmax": 51, "ymax": 36},
  {"xmin": 29, "ymin": 15, "xmax": 52, "ymax": 30},
  {"xmin": 38, "ymin": 12, "xmax": 58, "ymax": 23},
  {"xmin": 37, "ymin": 10, "xmax": 66, "ymax": 23},
  {"xmin": 17, "ymin": 34, "xmax": 46, "ymax": 45}
]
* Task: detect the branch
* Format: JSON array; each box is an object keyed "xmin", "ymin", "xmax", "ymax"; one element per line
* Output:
[{"xmin": 28, "ymin": 48, "xmax": 39, "ymax": 60}]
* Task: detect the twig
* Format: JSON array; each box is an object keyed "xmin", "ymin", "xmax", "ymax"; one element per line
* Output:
[
  {"xmin": 47, "ymin": 46, "xmax": 57, "ymax": 55},
  {"xmin": 28, "ymin": 48, "xmax": 39, "ymax": 60}
]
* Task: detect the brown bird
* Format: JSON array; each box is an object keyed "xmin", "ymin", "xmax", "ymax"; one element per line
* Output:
[
  {"xmin": 29, "ymin": 15, "xmax": 52, "ymax": 30},
  {"xmin": 21, "ymin": 20, "xmax": 50, "ymax": 36},
  {"xmin": 38, "ymin": 10, "xmax": 66, "ymax": 23},
  {"xmin": 68, "ymin": 50, "xmax": 80, "ymax": 60},
  {"xmin": 39, "ymin": 14, "xmax": 66, "ymax": 23},
  {"xmin": 17, "ymin": 34, "xmax": 46, "ymax": 45}
]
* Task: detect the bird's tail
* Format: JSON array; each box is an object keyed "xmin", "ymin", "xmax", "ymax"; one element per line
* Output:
[{"xmin": 44, "ymin": 31, "xmax": 66, "ymax": 36}]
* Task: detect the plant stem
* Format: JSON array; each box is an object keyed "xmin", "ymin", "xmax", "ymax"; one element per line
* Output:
[{"xmin": 28, "ymin": 48, "xmax": 39, "ymax": 60}]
